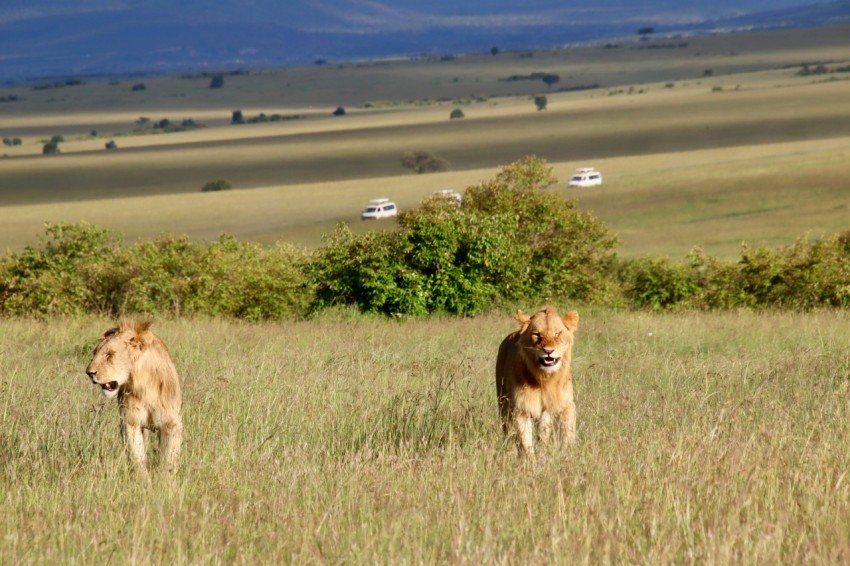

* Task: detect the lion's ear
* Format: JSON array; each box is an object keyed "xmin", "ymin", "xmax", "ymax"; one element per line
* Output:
[
  {"xmin": 102, "ymin": 327, "xmax": 119, "ymax": 339},
  {"xmin": 562, "ymin": 310, "xmax": 579, "ymax": 332},
  {"xmin": 128, "ymin": 328, "xmax": 154, "ymax": 350},
  {"xmin": 514, "ymin": 310, "xmax": 531, "ymax": 329}
]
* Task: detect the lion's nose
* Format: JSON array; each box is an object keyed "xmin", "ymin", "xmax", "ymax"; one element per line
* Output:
[
  {"xmin": 86, "ymin": 369, "xmax": 97, "ymax": 380},
  {"xmin": 542, "ymin": 347, "xmax": 554, "ymax": 355}
]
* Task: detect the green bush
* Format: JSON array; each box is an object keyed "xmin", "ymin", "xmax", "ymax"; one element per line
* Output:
[
  {"xmin": 690, "ymin": 234, "xmax": 850, "ymax": 309},
  {"xmin": 0, "ymin": 224, "xmax": 313, "ymax": 320},
  {"xmin": 0, "ymin": 223, "xmax": 121, "ymax": 315},
  {"xmin": 311, "ymin": 156, "xmax": 619, "ymax": 315},
  {"xmin": 620, "ymin": 256, "xmax": 698, "ymax": 310}
]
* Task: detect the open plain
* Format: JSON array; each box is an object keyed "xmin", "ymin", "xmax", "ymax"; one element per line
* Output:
[
  {"xmin": 2, "ymin": 22, "xmax": 850, "ymax": 564},
  {"xmin": 1, "ymin": 24, "xmax": 850, "ymax": 258}
]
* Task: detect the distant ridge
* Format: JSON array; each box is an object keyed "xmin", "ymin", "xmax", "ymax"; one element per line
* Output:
[{"xmin": 1, "ymin": 0, "xmax": 848, "ymax": 81}]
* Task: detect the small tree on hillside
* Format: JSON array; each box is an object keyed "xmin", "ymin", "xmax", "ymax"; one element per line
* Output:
[
  {"xmin": 201, "ymin": 179, "xmax": 232, "ymax": 192},
  {"xmin": 231, "ymin": 110, "xmax": 244, "ymax": 124},
  {"xmin": 450, "ymin": 108, "xmax": 465, "ymax": 120},
  {"xmin": 534, "ymin": 96, "xmax": 548, "ymax": 111},
  {"xmin": 542, "ymin": 74, "xmax": 560, "ymax": 88},
  {"xmin": 209, "ymin": 74, "xmax": 224, "ymax": 89},
  {"xmin": 400, "ymin": 151, "xmax": 450, "ymax": 174}
]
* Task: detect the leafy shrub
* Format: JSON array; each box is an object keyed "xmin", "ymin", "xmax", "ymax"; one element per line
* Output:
[
  {"xmin": 534, "ymin": 95, "xmax": 547, "ymax": 110},
  {"xmin": 0, "ymin": 224, "xmax": 314, "ymax": 320},
  {"xmin": 689, "ymin": 235, "xmax": 850, "ymax": 309},
  {"xmin": 42, "ymin": 140, "xmax": 60, "ymax": 155},
  {"xmin": 449, "ymin": 109, "xmax": 465, "ymax": 119},
  {"xmin": 105, "ymin": 140, "xmax": 117, "ymax": 150},
  {"xmin": 333, "ymin": 107, "xmax": 346, "ymax": 116},
  {"xmin": 311, "ymin": 156, "xmax": 619, "ymax": 315},
  {"xmin": 620, "ymin": 257, "xmax": 698, "ymax": 310},
  {"xmin": 201, "ymin": 179, "xmax": 232, "ymax": 192},
  {"xmin": 0, "ymin": 223, "xmax": 121, "ymax": 315}
]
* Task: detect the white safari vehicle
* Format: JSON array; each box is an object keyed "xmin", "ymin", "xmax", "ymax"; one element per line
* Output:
[
  {"xmin": 567, "ymin": 167, "xmax": 603, "ymax": 187},
  {"xmin": 361, "ymin": 198, "xmax": 398, "ymax": 220}
]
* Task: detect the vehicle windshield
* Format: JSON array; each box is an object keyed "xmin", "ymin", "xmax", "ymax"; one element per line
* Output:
[{"xmin": 364, "ymin": 207, "xmax": 377, "ymax": 213}]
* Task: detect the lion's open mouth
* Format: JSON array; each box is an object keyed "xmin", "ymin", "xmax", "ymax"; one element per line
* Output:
[
  {"xmin": 539, "ymin": 355, "xmax": 560, "ymax": 368},
  {"xmin": 100, "ymin": 381, "xmax": 119, "ymax": 392}
]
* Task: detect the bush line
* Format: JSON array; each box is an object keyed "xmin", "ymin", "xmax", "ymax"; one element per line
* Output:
[{"xmin": 1, "ymin": 156, "xmax": 848, "ymax": 318}]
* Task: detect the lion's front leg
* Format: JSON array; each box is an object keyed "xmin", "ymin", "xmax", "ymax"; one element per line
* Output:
[
  {"xmin": 159, "ymin": 417, "xmax": 183, "ymax": 474},
  {"xmin": 538, "ymin": 411, "xmax": 554, "ymax": 446},
  {"xmin": 513, "ymin": 411, "xmax": 535, "ymax": 457},
  {"xmin": 124, "ymin": 421, "xmax": 149, "ymax": 478},
  {"xmin": 557, "ymin": 401, "xmax": 577, "ymax": 446}
]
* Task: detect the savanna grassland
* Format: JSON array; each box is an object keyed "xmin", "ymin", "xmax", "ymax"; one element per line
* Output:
[
  {"xmin": 2, "ymin": 22, "xmax": 850, "ymax": 565},
  {"xmin": 2, "ymin": 310, "xmax": 850, "ymax": 563},
  {"xmin": 1, "ymin": 24, "xmax": 850, "ymax": 257}
]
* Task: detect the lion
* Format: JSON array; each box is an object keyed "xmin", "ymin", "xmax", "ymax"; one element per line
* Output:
[
  {"xmin": 495, "ymin": 305, "xmax": 579, "ymax": 456},
  {"xmin": 85, "ymin": 318, "xmax": 183, "ymax": 476}
]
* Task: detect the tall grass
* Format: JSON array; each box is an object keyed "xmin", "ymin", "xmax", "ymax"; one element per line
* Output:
[{"xmin": 2, "ymin": 309, "xmax": 849, "ymax": 563}]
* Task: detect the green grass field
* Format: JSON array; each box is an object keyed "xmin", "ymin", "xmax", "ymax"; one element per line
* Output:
[
  {"xmin": 2, "ymin": 309, "xmax": 849, "ymax": 562},
  {"xmin": 1, "ymin": 24, "xmax": 850, "ymax": 258}
]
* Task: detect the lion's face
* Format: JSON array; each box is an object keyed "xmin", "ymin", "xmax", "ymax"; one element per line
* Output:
[
  {"xmin": 85, "ymin": 328, "xmax": 140, "ymax": 399},
  {"xmin": 516, "ymin": 306, "xmax": 579, "ymax": 375}
]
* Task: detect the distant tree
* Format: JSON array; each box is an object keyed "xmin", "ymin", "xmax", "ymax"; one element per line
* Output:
[
  {"xmin": 231, "ymin": 110, "xmax": 244, "ymax": 124},
  {"xmin": 637, "ymin": 27, "xmax": 655, "ymax": 36},
  {"xmin": 131, "ymin": 83, "xmax": 146, "ymax": 91},
  {"xmin": 105, "ymin": 140, "xmax": 117, "ymax": 150},
  {"xmin": 314, "ymin": 59, "xmax": 327, "ymax": 66},
  {"xmin": 201, "ymin": 179, "xmax": 232, "ymax": 192},
  {"xmin": 490, "ymin": 46, "xmax": 500, "ymax": 56},
  {"xmin": 154, "ymin": 118, "xmax": 171, "ymax": 129},
  {"xmin": 703, "ymin": 69, "xmax": 713, "ymax": 77},
  {"xmin": 542, "ymin": 74, "xmax": 560, "ymax": 88},
  {"xmin": 209, "ymin": 74, "xmax": 224, "ymax": 89},
  {"xmin": 50, "ymin": 135, "xmax": 64, "ymax": 143},
  {"xmin": 449, "ymin": 108, "xmax": 465, "ymax": 120},
  {"xmin": 400, "ymin": 151, "xmax": 450, "ymax": 174},
  {"xmin": 137, "ymin": 116, "xmax": 150, "ymax": 125},
  {"xmin": 90, "ymin": 130, "xmax": 98, "ymax": 137},
  {"xmin": 42, "ymin": 140, "xmax": 60, "ymax": 155},
  {"xmin": 534, "ymin": 95, "xmax": 548, "ymax": 111},
  {"xmin": 333, "ymin": 106, "xmax": 346, "ymax": 116}
]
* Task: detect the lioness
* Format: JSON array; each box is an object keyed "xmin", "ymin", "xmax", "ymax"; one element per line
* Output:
[
  {"xmin": 495, "ymin": 306, "xmax": 579, "ymax": 456},
  {"xmin": 85, "ymin": 318, "xmax": 183, "ymax": 476}
]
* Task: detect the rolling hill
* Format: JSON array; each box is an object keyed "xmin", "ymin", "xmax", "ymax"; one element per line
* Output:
[{"xmin": 1, "ymin": 0, "xmax": 848, "ymax": 80}]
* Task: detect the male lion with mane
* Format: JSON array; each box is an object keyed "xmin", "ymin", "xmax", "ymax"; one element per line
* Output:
[
  {"xmin": 85, "ymin": 318, "xmax": 183, "ymax": 476},
  {"xmin": 495, "ymin": 305, "xmax": 579, "ymax": 456}
]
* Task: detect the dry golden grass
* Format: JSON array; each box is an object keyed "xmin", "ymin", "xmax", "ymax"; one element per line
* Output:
[{"xmin": 2, "ymin": 309, "xmax": 850, "ymax": 563}]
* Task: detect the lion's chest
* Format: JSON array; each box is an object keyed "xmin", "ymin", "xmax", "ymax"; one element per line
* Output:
[{"xmin": 514, "ymin": 373, "xmax": 573, "ymax": 418}]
